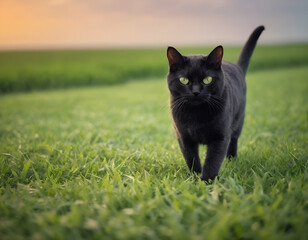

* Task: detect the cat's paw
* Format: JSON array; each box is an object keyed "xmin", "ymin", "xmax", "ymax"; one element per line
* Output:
[
  {"xmin": 200, "ymin": 175, "xmax": 220, "ymax": 184},
  {"xmin": 227, "ymin": 155, "xmax": 237, "ymax": 161}
]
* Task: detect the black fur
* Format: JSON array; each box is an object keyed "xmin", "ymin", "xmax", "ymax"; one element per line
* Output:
[{"xmin": 167, "ymin": 26, "xmax": 265, "ymax": 181}]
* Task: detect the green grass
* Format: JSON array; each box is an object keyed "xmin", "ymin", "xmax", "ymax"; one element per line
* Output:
[
  {"xmin": 1, "ymin": 44, "xmax": 308, "ymax": 93},
  {"xmin": 0, "ymin": 62, "xmax": 308, "ymax": 239}
]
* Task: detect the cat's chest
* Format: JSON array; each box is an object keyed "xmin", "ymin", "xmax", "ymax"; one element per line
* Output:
[
  {"xmin": 187, "ymin": 120, "xmax": 224, "ymax": 144},
  {"xmin": 173, "ymin": 111, "xmax": 226, "ymax": 144}
]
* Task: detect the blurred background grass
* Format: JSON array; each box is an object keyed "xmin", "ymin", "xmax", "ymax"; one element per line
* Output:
[{"xmin": 1, "ymin": 44, "xmax": 307, "ymax": 93}]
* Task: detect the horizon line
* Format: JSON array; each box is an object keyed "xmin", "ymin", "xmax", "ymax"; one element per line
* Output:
[{"xmin": 0, "ymin": 39, "xmax": 308, "ymax": 52}]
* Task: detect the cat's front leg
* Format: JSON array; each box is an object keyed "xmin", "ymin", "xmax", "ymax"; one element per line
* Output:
[
  {"xmin": 201, "ymin": 140, "xmax": 229, "ymax": 181},
  {"xmin": 178, "ymin": 137, "xmax": 202, "ymax": 173}
]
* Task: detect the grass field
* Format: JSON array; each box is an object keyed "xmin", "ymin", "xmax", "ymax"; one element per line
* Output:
[
  {"xmin": 0, "ymin": 45, "xmax": 308, "ymax": 239},
  {"xmin": 1, "ymin": 44, "xmax": 308, "ymax": 93}
]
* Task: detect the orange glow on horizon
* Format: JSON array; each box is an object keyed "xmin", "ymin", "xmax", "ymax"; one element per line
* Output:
[{"xmin": 0, "ymin": 0, "xmax": 307, "ymax": 50}]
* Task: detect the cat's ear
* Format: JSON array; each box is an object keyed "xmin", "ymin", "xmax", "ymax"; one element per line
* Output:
[
  {"xmin": 167, "ymin": 47, "xmax": 184, "ymax": 70},
  {"xmin": 206, "ymin": 46, "xmax": 223, "ymax": 69}
]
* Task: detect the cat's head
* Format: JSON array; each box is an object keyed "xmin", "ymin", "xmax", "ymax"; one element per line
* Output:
[{"xmin": 167, "ymin": 46, "xmax": 224, "ymax": 106}]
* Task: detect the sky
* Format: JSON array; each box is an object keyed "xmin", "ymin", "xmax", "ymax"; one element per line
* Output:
[{"xmin": 0, "ymin": 0, "xmax": 307, "ymax": 50}]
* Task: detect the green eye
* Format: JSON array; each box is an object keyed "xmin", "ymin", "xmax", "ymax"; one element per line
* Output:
[
  {"xmin": 179, "ymin": 77, "xmax": 189, "ymax": 85},
  {"xmin": 203, "ymin": 76, "xmax": 213, "ymax": 85}
]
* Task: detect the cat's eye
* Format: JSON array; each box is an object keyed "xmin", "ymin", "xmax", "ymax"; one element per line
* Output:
[
  {"xmin": 203, "ymin": 76, "xmax": 213, "ymax": 85},
  {"xmin": 179, "ymin": 77, "xmax": 189, "ymax": 85}
]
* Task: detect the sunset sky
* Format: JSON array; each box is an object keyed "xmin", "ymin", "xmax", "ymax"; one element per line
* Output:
[{"xmin": 0, "ymin": 0, "xmax": 307, "ymax": 50}]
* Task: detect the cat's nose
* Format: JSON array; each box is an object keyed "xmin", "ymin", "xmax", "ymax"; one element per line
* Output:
[{"xmin": 192, "ymin": 85, "xmax": 200, "ymax": 96}]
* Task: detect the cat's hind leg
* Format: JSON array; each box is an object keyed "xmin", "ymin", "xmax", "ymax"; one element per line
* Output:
[
  {"xmin": 227, "ymin": 116, "xmax": 244, "ymax": 159},
  {"xmin": 227, "ymin": 137, "xmax": 238, "ymax": 159}
]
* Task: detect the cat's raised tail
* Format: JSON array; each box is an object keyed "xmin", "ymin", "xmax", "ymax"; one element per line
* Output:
[{"xmin": 237, "ymin": 25, "xmax": 265, "ymax": 75}]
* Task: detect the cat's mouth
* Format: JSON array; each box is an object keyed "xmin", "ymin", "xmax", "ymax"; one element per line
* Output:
[
  {"xmin": 187, "ymin": 96, "xmax": 207, "ymax": 105},
  {"xmin": 185, "ymin": 95, "xmax": 211, "ymax": 105}
]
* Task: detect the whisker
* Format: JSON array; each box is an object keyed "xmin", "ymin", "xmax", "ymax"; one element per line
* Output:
[
  {"xmin": 170, "ymin": 97, "xmax": 187, "ymax": 113},
  {"xmin": 170, "ymin": 95, "xmax": 226, "ymax": 115},
  {"xmin": 207, "ymin": 95, "xmax": 225, "ymax": 113}
]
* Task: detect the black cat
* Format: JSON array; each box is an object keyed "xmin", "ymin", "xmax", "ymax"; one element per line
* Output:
[{"xmin": 167, "ymin": 26, "xmax": 264, "ymax": 181}]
